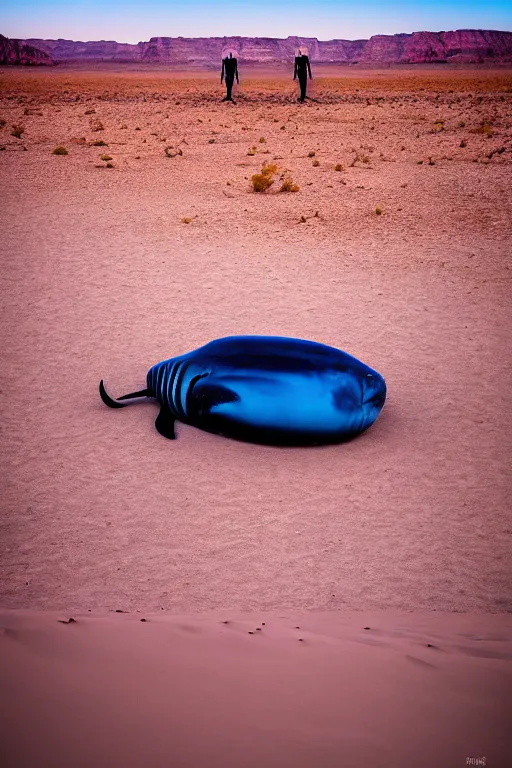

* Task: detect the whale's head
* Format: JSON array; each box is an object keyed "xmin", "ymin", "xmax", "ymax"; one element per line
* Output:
[
  {"xmin": 330, "ymin": 361, "xmax": 386, "ymax": 438},
  {"xmin": 359, "ymin": 370, "xmax": 387, "ymax": 431}
]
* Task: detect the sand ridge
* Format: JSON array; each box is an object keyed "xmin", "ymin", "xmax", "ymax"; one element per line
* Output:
[{"xmin": 1, "ymin": 609, "xmax": 511, "ymax": 767}]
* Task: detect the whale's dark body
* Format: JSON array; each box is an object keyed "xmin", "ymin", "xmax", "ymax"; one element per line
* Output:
[{"xmin": 99, "ymin": 335, "xmax": 386, "ymax": 446}]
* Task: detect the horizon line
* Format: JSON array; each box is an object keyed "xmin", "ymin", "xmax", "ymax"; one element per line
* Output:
[{"xmin": 14, "ymin": 27, "xmax": 512, "ymax": 46}]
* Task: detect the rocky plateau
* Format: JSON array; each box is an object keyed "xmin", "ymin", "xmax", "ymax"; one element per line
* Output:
[{"xmin": 1, "ymin": 29, "xmax": 511, "ymax": 66}]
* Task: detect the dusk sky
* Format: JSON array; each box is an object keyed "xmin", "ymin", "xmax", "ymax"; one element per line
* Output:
[{"xmin": 2, "ymin": 0, "xmax": 511, "ymax": 43}]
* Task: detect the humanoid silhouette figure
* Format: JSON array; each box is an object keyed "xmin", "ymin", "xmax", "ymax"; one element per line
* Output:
[
  {"xmin": 221, "ymin": 52, "xmax": 239, "ymax": 104},
  {"xmin": 293, "ymin": 48, "xmax": 312, "ymax": 103}
]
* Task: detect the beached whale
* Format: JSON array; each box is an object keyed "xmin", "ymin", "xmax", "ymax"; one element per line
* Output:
[{"xmin": 99, "ymin": 335, "xmax": 386, "ymax": 446}]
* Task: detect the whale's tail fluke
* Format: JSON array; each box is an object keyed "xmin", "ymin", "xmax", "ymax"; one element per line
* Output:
[{"xmin": 99, "ymin": 380, "xmax": 150, "ymax": 409}]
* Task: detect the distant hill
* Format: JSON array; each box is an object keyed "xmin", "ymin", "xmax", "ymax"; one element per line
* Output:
[
  {"xmin": 0, "ymin": 34, "xmax": 55, "ymax": 65},
  {"xmin": 3, "ymin": 29, "xmax": 512, "ymax": 66}
]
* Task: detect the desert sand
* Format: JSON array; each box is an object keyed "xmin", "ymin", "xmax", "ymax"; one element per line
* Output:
[{"xmin": 1, "ymin": 65, "xmax": 511, "ymax": 766}]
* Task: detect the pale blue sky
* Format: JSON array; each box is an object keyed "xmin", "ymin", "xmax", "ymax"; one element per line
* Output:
[{"xmin": 2, "ymin": 0, "xmax": 511, "ymax": 43}]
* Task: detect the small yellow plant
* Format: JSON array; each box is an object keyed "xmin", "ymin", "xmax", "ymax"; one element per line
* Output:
[
  {"xmin": 52, "ymin": 146, "xmax": 68, "ymax": 155},
  {"xmin": 259, "ymin": 137, "xmax": 265, "ymax": 143},
  {"xmin": 247, "ymin": 147, "xmax": 257, "ymax": 156},
  {"xmin": 280, "ymin": 177, "xmax": 299, "ymax": 193},
  {"xmin": 251, "ymin": 162, "xmax": 278, "ymax": 192},
  {"xmin": 100, "ymin": 154, "xmax": 112, "ymax": 161},
  {"xmin": 469, "ymin": 121, "xmax": 493, "ymax": 137},
  {"xmin": 181, "ymin": 217, "xmax": 193, "ymax": 224},
  {"xmin": 375, "ymin": 206, "xmax": 382, "ymax": 215}
]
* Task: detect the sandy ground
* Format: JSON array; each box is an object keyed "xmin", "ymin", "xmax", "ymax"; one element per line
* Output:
[{"xmin": 1, "ymin": 66, "xmax": 511, "ymax": 766}]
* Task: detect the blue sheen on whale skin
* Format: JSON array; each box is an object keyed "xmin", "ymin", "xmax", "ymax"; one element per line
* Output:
[{"xmin": 100, "ymin": 335, "xmax": 387, "ymax": 446}]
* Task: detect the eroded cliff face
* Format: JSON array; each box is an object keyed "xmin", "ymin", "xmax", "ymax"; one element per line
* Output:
[
  {"xmin": 359, "ymin": 29, "xmax": 512, "ymax": 63},
  {"xmin": 18, "ymin": 30, "xmax": 512, "ymax": 65},
  {"xmin": 0, "ymin": 34, "xmax": 55, "ymax": 65},
  {"xmin": 21, "ymin": 38, "xmax": 144, "ymax": 61}
]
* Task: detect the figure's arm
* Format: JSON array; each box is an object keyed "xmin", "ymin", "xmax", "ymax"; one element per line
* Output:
[
  {"xmin": 221, "ymin": 60, "xmax": 225, "ymax": 83},
  {"xmin": 236, "ymin": 61, "xmax": 239, "ymax": 84},
  {"xmin": 307, "ymin": 57, "xmax": 312, "ymax": 79},
  {"xmin": 293, "ymin": 59, "xmax": 297, "ymax": 80}
]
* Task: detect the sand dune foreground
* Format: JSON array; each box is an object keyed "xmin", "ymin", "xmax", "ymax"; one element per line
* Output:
[
  {"xmin": 1, "ymin": 67, "xmax": 511, "ymax": 765},
  {"xmin": 1, "ymin": 610, "xmax": 511, "ymax": 767}
]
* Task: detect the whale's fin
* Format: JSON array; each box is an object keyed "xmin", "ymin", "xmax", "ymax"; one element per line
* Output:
[
  {"xmin": 155, "ymin": 407, "xmax": 177, "ymax": 440},
  {"xmin": 100, "ymin": 380, "xmax": 149, "ymax": 408},
  {"xmin": 188, "ymin": 381, "xmax": 239, "ymax": 418}
]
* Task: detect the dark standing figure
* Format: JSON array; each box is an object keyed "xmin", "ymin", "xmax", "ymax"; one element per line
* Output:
[
  {"xmin": 221, "ymin": 52, "xmax": 239, "ymax": 104},
  {"xmin": 293, "ymin": 48, "xmax": 312, "ymax": 103}
]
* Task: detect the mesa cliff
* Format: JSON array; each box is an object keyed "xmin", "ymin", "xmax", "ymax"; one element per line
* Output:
[
  {"xmin": 0, "ymin": 34, "xmax": 55, "ymax": 65},
  {"xmin": 3, "ymin": 29, "xmax": 512, "ymax": 66}
]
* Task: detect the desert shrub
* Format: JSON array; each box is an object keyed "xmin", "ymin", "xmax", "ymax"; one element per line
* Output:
[
  {"xmin": 308, "ymin": 151, "xmax": 315, "ymax": 157},
  {"xmin": 100, "ymin": 154, "xmax": 112, "ymax": 161},
  {"xmin": 11, "ymin": 124, "xmax": 24, "ymax": 138},
  {"xmin": 460, "ymin": 139, "xmax": 467, "ymax": 148},
  {"xmin": 469, "ymin": 121, "xmax": 493, "ymax": 137},
  {"xmin": 334, "ymin": 164, "xmax": 344, "ymax": 172},
  {"xmin": 247, "ymin": 147, "xmax": 256, "ymax": 156},
  {"xmin": 279, "ymin": 177, "xmax": 299, "ymax": 193},
  {"xmin": 349, "ymin": 153, "xmax": 370, "ymax": 167},
  {"xmin": 0, "ymin": 119, "xmax": 6, "ymax": 128},
  {"xmin": 89, "ymin": 118, "xmax": 104, "ymax": 132},
  {"xmin": 105, "ymin": 162, "xmax": 114, "ymax": 168},
  {"xmin": 375, "ymin": 206, "xmax": 382, "ymax": 215},
  {"xmin": 251, "ymin": 173, "xmax": 274, "ymax": 192},
  {"xmin": 92, "ymin": 140, "xmax": 107, "ymax": 146},
  {"xmin": 181, "ymin": 217, "xmax": 193, "ymax": 224},
  {"xmin": 164, "ymin": 146, "xmax": 182, "ymax": 158},
  {"xmin": 52, "ymin": 146, "xmax": 68, "ymax": 155},
  {"xmin": 259, "ymin": 137, "xmax": 265, "ymax": 143},
  {"xmin": 312, "ymin": 160, "xmax": 320, "ymax": 167},
  {"xmin": 251, "ymin": 162, "xmax": 277, "ymax": 192}
]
